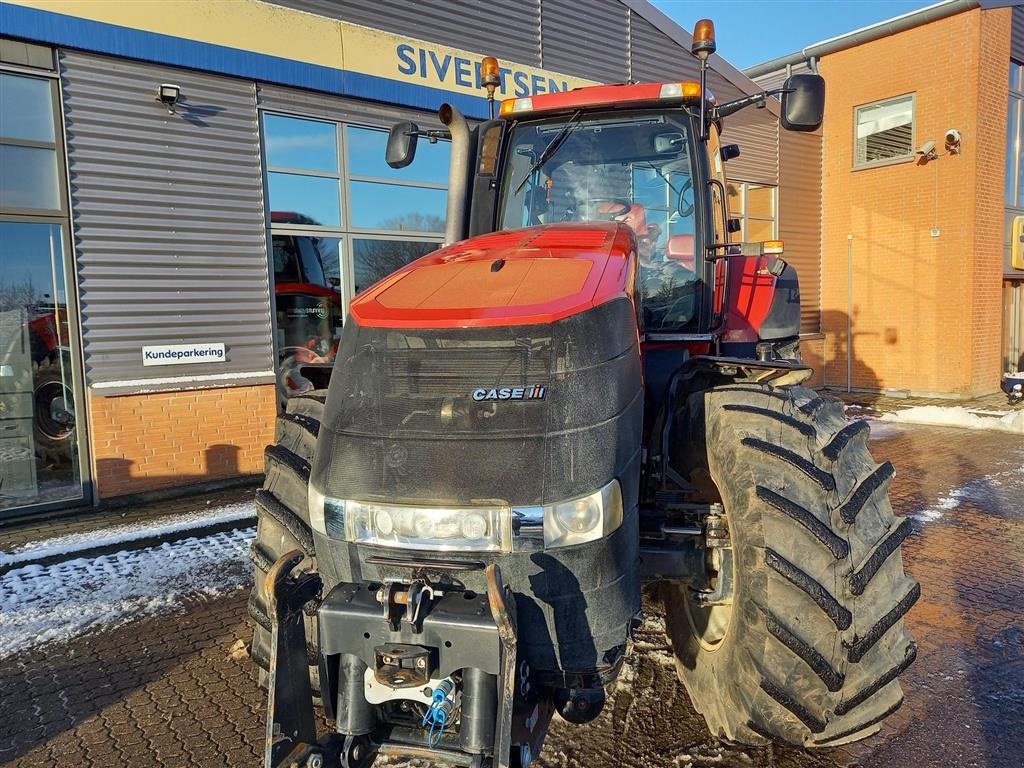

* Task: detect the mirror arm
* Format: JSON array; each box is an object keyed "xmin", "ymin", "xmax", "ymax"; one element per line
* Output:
[
  {"xmin": 715, "ymin": 87, "xmax": 797, "ymax": 120},
  {"xmin": 421, "ymin": 129, "xmax": 452, "ymax": 144}
]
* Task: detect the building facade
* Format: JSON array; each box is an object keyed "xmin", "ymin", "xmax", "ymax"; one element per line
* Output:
[
  {"xmin": 749, "ymin": 0, "xmax": 1024, "ymax": 398},
  {"xmin": 1, "ymin": 0, "xmax": 799, "ymax": 518}
]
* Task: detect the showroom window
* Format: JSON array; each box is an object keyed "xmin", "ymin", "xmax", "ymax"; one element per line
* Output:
[
  {"xmin": 1007, "ymin": 60, "xmax": 1023, "ymax": 207},
  {"xmin": 727, "ymin": 182, "xmax": 777, "ymax": 242},
  {"xmin": 0, "ymin": 62, "xmax": 86, "ymax": 515},
  {"xmin": 261, "ymin": 113, "xmax": 449, "ymax": 397},
  {"xmin": 854, "ymin": 94, "xmax": 915, "ymax": 168}
]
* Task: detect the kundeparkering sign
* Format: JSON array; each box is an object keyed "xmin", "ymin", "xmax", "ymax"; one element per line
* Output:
[{"xmin": 142, "ymin": 343, "xmax": 226, "ymax": 366}]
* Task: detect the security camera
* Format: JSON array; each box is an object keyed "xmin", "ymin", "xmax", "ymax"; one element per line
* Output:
[
  {"xmin": 916, "ymin": 140, "xmax": 936, "ymax": 157},
  {"xmin": 945, "ymin": 129, "xmax": 961, "ymax": 153}
]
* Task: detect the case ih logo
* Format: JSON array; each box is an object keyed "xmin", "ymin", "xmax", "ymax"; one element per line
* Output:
[{"xmin": 472, "ymin": 385, "xmax": 546, "ymax": 402}]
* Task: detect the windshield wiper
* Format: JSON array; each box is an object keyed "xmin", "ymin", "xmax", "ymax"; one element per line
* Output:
[{"xmin": 514, "ymin": 110, "xmax": 583, "ymax": 195}]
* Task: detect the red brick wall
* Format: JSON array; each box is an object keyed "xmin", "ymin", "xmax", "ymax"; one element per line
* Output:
[
  {"xmin": 88, "ymin": 384, "xmax": 277, "ymax": 498},
  {"xmin": 817, "ymin": 8, "xmax": 1011, "ymax": 396}
]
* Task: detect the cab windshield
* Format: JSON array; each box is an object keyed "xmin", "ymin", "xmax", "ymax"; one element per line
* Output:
[{"xmin": 497, "ymin": 109, "xmax": 701, "ymax": 333}]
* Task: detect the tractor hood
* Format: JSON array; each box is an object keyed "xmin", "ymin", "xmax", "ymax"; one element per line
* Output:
[{"xmin": 350, "ymin": 222, "xmax": 636, "ymax": 328}]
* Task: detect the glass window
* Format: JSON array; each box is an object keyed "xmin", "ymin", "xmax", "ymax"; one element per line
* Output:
[
  {"xmin": 349, "ymin": 181, "xmax": 446, "ymax": 231},
  {"xmin": 1008, "ymin": 62, "xmax": 1024, "ymax": 207},
  {"xmin": 855, "ymin": 94, "xmax": 915, "ymax": 167},
  {"xmin": 725, "ymin": 182, "xmax": 776, "ymax": 242},
  {"xmin": 261, "ymin": 113, "xmax": 447, "ymax": 399},
  {"xmin": 264, "ymin": 114, "xmax": 338, "ymax": 172},
  {"xmin": 272, "ymin": 234, "xmax": 343, "ymax": 397},
  {"xmin": 267, "ymin": 172, "xmax": 341, "ymax": 227},
  {"xmin": 347, "ymin": 125, "xmax": 450, "ymax": 184},
  {"xmin": 0, "ymin": 221, "xmax": 83, "ymax": 513},
  {"xmin": 353, "ymin": 238, "xmax": 438, "ymax": 295},
  {"xmin": 497, "ymin": 109, "xmax": 701, "ymax": 333},
  {"xmin": 0, "ymin": 144, "xmax": 61, "ymax": 210},
  {"xmin": 0, "ymin": 73, "xmax": 55, "ymax": 142}
]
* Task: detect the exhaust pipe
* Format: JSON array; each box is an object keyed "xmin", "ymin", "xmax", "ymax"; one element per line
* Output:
[{"xmin": 439, "ymin": 103, "xmax": 470, "ymax": 246}]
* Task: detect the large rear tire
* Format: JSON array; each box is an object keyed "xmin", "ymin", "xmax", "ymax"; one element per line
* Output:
[
  {"xmin": 249, "ymin": 392, "xmax": 325, "ymax": 705},
  {"xmin": 664, "ymin": 384, "xmax": 919, "ymax": 747},
  {"xmin": 33, "ymin": 355, "xmax": 75, "ymax": 467}
]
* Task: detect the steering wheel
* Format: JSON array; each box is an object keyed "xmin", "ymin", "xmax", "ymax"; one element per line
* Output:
[
  {"xmin": 580, "ymin": 197, "xmax": 632, "ymax": 221},
  {"xmin": 676, "ymin": 178, "xmax": 695, "ymax": 217}
]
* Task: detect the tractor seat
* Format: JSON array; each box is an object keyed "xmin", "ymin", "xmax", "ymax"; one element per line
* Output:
[
  {"xmin": 596, "ymin": 203, "xmax": 661, "ymax": 251},
  {"xmin": 666, "ymin": 234, "xmax": 696, "ymax": 270}
]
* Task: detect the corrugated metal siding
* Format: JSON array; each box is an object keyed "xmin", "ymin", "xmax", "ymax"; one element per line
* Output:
[
  {"xmin": 777, "ymin": 127, "xmax": 822, "ymax": 334},
  {"xmin": 541, "ymin": 0, "xmax": 629, "ymax": 83},
  {"xmin": 269, "ymin": 0, "xmax": 542, "ymax": 67},
  {"xmin": 1013, "ymin": 5, "xmax": 1024, "ymax": 62},
  {"xmin": 257, "ymin": 83, "xmax": 444, "ymax": 130},
  {"xmin": 60, "ymin": 50, "xmax": 273, "ymax": 390},
  {"xmin": 721, "ymin": 105, "xmax": 779, "ymax": 185},
  {"xmin": 628, "ymin": 12, "xmax": 746, "ymax": 102},
  {"xmin": 750, "ymin": 61, "xmax": 814, "ymax": 93},
  {"xmin": 628, "ymin": 11, "xmax": 700, "ymax": 84}
]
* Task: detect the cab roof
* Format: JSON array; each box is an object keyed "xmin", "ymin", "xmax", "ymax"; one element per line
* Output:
[{"xmin": 499, "ymin": 81, "xmax": 708, "ymax": 119}]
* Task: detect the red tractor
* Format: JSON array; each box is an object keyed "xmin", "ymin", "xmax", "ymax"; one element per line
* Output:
[
  {"xmin": 270, "ymin": 213, "xmax": 344, "ymax": 398},
  {"xmin": 251, "ymin": 22, "xmax": 917, "ymax": 768}
]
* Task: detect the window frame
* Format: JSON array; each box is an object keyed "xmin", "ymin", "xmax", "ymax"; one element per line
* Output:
[
  {"xmin": 727, "ymin": 182, "xmax": 778, "ymax": 242},
  {"xmin": 1007, "ymin": 59, "xmax": 1024, "ymax": 208},
  {"xmin": 259, "ymin": 111, "xmax": 449, "ymax": 314},
  {"xmin": 0, "ymin": 62, "xmax": 91, "ymax": 516},
  {"xmin": 852, "ymin": 92, "xmax": 917, "ymax": 171},
  {"xmin": 0, "ymin": 69, "xmax": 69, "ymax": 217}
]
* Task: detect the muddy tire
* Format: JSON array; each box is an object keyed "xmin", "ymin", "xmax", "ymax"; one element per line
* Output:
[
  {"xmin": 33, "ymin": 355, "xmax": 75, "ymax": 467},
  {"xmin": 249, "ymin": 391, "xmax": 326, "ymax": 705},
  {"xmin": 664, "ymin": 384, "xmax": 919, "ymax": 747}
]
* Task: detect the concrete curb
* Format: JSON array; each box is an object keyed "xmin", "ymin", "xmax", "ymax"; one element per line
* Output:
[{"xmin": 0, "ymin": 514, "xmax": 256, "ymax": 577}]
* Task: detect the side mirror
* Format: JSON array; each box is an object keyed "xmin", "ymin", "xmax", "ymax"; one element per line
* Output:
[
  {"xmin": 721, "ymin": 143, "xmax": 741, "ymax": 161},
  {"xmin": 781, "ymin": 74, "xmax": 825, "ymax": 132},
  {"xmin": 386, "ymin": 121, "xmax": 419, "ymax": 168}
]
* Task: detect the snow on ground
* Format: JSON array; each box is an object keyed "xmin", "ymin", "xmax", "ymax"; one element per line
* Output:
[
  {"xmin": 912, "ymin": 457, "xmax": 1024, "ymax": 523},
  {"xmin": 881, "ymin": 405, "xmax": 1024, "ymax": 434},
  {"xmin": 0, "ymin": 527, "xmax": 254, "ymax": 658},
  {"xmin": 0, "ymin": 501, "xmax": 255, "ymax": 568}
]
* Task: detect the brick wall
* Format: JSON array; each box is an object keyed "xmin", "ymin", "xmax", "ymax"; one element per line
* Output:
[
  {"xmin": 817, "ymin": 8, "xmax": 1011, "ymax": 396},
  {"xmin": 88, "ymin": 384, "xmax": 277, "ymax": 498}
]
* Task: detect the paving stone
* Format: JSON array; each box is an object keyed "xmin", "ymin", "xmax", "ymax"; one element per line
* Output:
[{"xmin": 0, "ymin": 423, "xmax": 1020, "ymax": 768}]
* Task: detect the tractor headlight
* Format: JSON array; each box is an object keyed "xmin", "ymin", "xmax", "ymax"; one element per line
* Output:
[
  {"xmin": 342, "ymin": 500, "xmax": 511, "ymax": 553},
  {"xmin": 542, "ymin": 479, "xmax": 623, "ymax": 549},
  {"xmin": 322, "ymin": 479, "xmax": 623, "ymax": 553},
  {"xmin": 308, "ymin": 484, "xmax": 327, "ymax": 535}
]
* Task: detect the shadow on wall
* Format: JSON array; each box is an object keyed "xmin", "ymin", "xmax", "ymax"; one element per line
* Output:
[
  {"xmin": 820, "ymin": 309, "xmax": 884, "ymax": 403},
  {"xmin": 96, "ymin": 444, "xmax": 261, "ymax": 498}
]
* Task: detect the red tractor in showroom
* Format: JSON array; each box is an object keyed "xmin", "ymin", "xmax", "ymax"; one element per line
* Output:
[{"xmin": 249, "ymin": 20, "xmax": 918, "ymax": 768}]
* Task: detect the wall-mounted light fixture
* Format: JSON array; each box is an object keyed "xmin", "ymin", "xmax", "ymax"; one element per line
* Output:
[{"xmin": 156, "ymin": 83, "xmax": 181, "ymax": 113}]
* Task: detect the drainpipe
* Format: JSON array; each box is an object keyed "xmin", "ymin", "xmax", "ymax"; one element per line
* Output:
[
  {"xmin": 439, "ymin": 103, "xmax": 470, "ymax": 246},
  {"xmin": 847, "ymin": 234, "xmax": 853, "ymax": 393}
]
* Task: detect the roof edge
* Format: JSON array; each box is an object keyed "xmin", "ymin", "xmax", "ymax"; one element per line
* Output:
[
  {"xmin": 619, "ymin": 0, "xmax": 780, "ymax": 117},
  {"xmin": 743, "ymin": 0, "xmax": 987, "ymax": 78}
]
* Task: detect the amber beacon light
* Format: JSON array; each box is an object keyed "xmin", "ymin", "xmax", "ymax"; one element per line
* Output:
[
  {"xmin": 481, "ymin": 55, "xmax": 501, "ymax": 117},
  {"xmin": 691, "ymin": 19, "xmax": 716, "ymax": 60}
]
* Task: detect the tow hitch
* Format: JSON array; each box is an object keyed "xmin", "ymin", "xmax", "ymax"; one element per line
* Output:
[{"xmin": 263, "ymin": 551, "xmax": 548, "ymax": 768}]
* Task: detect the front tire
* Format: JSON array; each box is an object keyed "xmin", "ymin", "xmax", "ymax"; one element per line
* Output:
[
  {"xmin": 664, "ymin": 384, "xmax": 919, "ymax": 747},
  {"xmin": 249, "ymin": 392, "xmax": 325, "ymax": 705}
]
